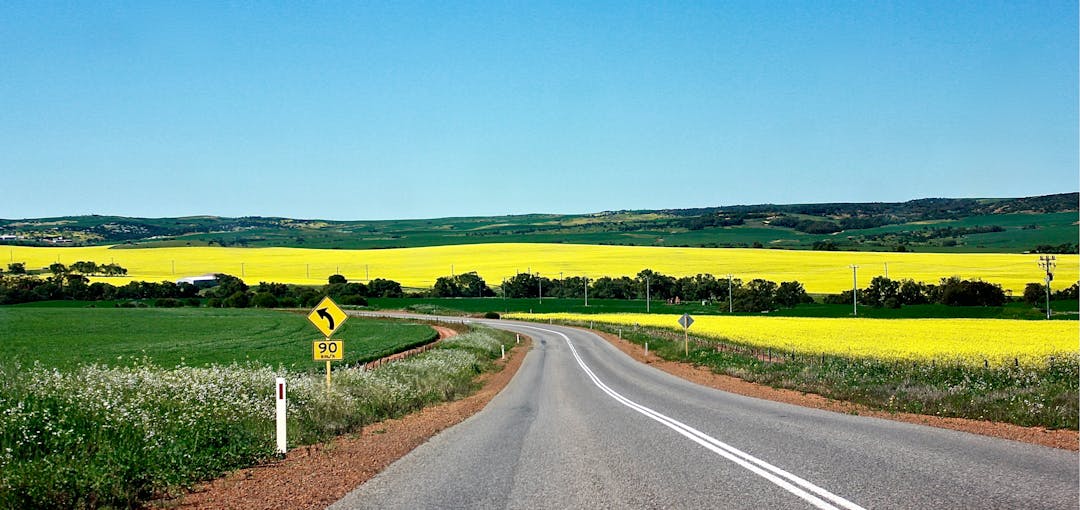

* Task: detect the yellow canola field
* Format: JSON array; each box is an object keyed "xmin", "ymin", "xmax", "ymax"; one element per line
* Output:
[
  {"xmin": 6, "ymin": 243, "xmax": 1078, "ymax": 294},
  {"xmin": 506, "ymin": 312, "xmax": 1080, "ymax": 367}
]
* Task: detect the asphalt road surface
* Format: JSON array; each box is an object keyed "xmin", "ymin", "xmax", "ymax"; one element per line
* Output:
[{"xmin": 332, "ymin": 317, "xmax": 1079, "ymax": 509}]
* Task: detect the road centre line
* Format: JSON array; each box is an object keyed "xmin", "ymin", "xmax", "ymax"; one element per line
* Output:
[{"xmin": 511, "ymin": 324, "xmax": 866, "ymax": 510}]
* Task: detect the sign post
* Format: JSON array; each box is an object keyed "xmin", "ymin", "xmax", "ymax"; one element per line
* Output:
[
  {"xmin": 307, "ymin": 296, "xmax": 348, "ymax": 390},
  {"xmin": 275, "ymin": 377, "xmax": 287, "ymax": 454},
  {"xmin": 677, "ymin": 313, "xmax": 694, "ymax": 357}
]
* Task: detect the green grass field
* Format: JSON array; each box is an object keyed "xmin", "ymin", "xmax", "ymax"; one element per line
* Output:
[
  {"xmin": 0, "ymin": 307, "xmax": 437, "ymax": 371},
  {"xmin": 366, "ymin": 296, "xmax": 1079, "ymax": 320},
  {"xmin": 123, "ymin": 211, "xmax": 1076, "ymax": 252}
]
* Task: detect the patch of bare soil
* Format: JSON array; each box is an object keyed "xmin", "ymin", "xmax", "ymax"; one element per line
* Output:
[
  {"xmin": 166, "ymin": 329, "xmax": 531, "ymax": 510},
  {"xmin": 593, "ymin": 329, "xmax": 1078, "ymax": 451}
]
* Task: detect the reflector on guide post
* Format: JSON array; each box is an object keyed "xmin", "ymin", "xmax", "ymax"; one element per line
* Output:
[{"xmin": 275, "ymin": 377, "xmax": 287, "ymax": 454}]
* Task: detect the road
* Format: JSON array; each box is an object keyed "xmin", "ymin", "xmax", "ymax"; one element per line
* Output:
[{"xmin": 332, "ymin": 317, "xmax": 1079, "ymax": 509}]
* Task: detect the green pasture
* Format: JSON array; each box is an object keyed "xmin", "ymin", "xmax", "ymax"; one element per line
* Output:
[
  {"xmin": 0, "ymin": 307, "xmax": 437, "ymax": 371},
  {"xmin": 108, "ymin": 210, "xmax": 1076, "ymax": 253}
]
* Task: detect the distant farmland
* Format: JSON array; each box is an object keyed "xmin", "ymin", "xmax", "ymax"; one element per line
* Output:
[{"xmin": 9, "ymin": 243, "xmax": 1078, "ymax": 294}]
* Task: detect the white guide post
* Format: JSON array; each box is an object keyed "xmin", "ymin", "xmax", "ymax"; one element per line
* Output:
[{"xmin": 275, "ymin": 377, "xmax": 287, "ymax": 454}]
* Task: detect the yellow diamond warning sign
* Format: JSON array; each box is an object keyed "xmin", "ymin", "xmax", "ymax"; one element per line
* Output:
[{"xmin": 307, "ymin": 296, "xmax": 348, "ymax": 337}]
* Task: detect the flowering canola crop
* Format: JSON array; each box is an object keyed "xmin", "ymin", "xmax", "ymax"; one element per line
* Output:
[
  {"xmin": 506, "ymin": 312, "xmax": 1080, "ymax": 367},
  {"xmin": 7, "ymin": 243, "xmax": 1078, "ymax": 294}
]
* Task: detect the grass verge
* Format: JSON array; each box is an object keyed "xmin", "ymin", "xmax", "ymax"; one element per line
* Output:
[
  {"xmin": 0, "ymin": 327, "xmax": 515, "ymax": 508},
  {"xmin": 556, "ymin": 320, "xmax": 1078, "ymax": 430}
]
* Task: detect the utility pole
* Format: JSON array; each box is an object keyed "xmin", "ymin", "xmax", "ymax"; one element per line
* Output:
[
  {"xmin": 584, "ymin": 276, "xmax": 589, "ymax": 307},
  {"xmin": 538, "ymin": 274, "xmax": 543, "ymax": 305},
  {"xmin": 646, "ymin": 276, "xmax": 650, "ymax": 313},
  {"xmin": 727, "ymin": 274, "xmax": 734, "ymax": 314},
  {"xmin": 366, "ymin": 264, "xmax": 369, "ymax": 281},
  {"xmin": 1039, "ymin": 255, "xmax": 1057, "ymax": 319},
  {"xmin": 884, "ymin": 262, "xmax": 888, "ymax": 279},
  {"xmin": 241, "ymin": 262, "xmax": 245, "ymax": 277},
  {"xmin": 850, "ymin": 265, "xmax": 859, "ymax": 316}
]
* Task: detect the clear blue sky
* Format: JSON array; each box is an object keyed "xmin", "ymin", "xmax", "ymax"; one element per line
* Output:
[{"xmin": 1, "ymin": 1, "xmax": 1076, "ymax": 220}]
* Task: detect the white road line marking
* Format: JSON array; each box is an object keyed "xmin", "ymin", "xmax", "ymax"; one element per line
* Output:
[{"xmin": 512, "ymin": 324, "xmax": 866, "ymax": 510}]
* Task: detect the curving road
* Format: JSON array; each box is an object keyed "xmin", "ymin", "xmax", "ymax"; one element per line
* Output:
[{"xmin": 332, "ymin": 317, "xmax": 1078, "ymax": 509}]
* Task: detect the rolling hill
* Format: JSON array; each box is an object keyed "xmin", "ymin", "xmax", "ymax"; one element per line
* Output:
[{"xmin": 2, "ymin": 193, "xmax": 1076, "ymax": 253}]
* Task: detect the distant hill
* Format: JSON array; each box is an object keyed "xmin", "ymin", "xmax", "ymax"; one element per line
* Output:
[{"xmin": 1, "ymin": 193, "xmax": 1076, "ymax": 254}]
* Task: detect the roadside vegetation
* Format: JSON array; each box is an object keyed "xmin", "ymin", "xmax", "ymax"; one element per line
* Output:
[
  {"xmin": 519, "ymin": 316, "xmax": 1079, "ymax": 430},
  {"xmin": 0, "ymin": 325, "xmax": 516, "ymax": 508}
]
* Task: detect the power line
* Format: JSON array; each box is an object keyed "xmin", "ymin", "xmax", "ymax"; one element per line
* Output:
[
  {"xmin": 1038, "ymin": 255, "xmax": 1057, "ymax": 319},
  {"xmin": 850, "ymin": 265, "xmax": 859, "ymax": 317}
]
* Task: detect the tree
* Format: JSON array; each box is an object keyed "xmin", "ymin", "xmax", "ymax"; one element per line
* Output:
[
  {"xmin": 457, "ymin": 272, "xmax": 493, "ymax": 297},
  {"xmin": 733, "ymin": 279, "xmax": 777, "ymax": 312},
  {"xmin": 823, "ymin": 289, "xmax": 854, "ymax": 305},
  {"xmin": 635, "ymin": 270, "xmax": 675, "ymax": 300},
  {"xmin": 552, "ymin": 276, "xmax": 588, "ymax": 299},
  {"xmin": 898, "ymin": 279, "xmax": 928, "ymax": 305},
  {"xmin": 863, "ymin": 276, "xmax": 900, "ymax": 308},
  {"xmin": 433, "ymin": 272, "xmax": 493, "ymax": 297},
  {"xmin": 256, "ymin": 281, "xmax": 290, "ymax": 297},
  {"xmin": 775, "ymin": 281, "xmax": 812, "ymax": 308},
  {"xmin": 328, "ymin": 274, "xmax": 347, "ymax": 284},
  {"xmin": 937, "ymin": 277, "xmax": 1006, "ymax": 307},
  {"xmin": 590, "ymin": 276, "xmax": 634, "ymax": 299},
  {"xmin": 224, "ymin": 291, "xmax": 250, "ymax": 308},
  {"xmin": 65, "ymin": 274, "xmax": 91, "ymax": 300},
  {"xmin": 432, "ymin": 276, "xmax": 460, "ymax": 297},
  {"xmin": 212, "ymin": 274, "xmax": 248, "ymax": 299},
  {"xmin": 100, "ymin": 263, "xmax": 127, "ymax": 276},
  {"xmin": 252, "ymin": 292, "xmax": 279, "ymax": 308},
  {"xmin": 674, "ymin": 274, "xmax": 722, "ymax": 301},
  {"xmin": 326, "ymin": 282, "xmax": 367, "ymax": 301},
  {"xmin": 1054, "ymin": 282, "xmax": 1079, "ymax": 301},
  {"xmin": 70, "ymin": 261, "xmax": 99, "ymax": 275},
  {"xmin": 7, "ymin": 262, "xmax": 25, "ymax": 275},
  {"xmin": 368, "ymin": 278, "xmax": 404, "ymax": 298},
  {"xmin": 1023, "ymin": 283, "xmax": 1046, "ymax": 306},
  {"xmin": 502, "ymin": 273, "xmax": 541, "ymax": 298}
]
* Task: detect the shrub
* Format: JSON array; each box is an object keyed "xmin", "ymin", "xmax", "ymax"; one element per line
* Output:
[
  {"xmin": 339, "ymin": 295, "xmax": 368, "ymax": 306},
  {"xmin": 483, "ymin": 311, "xmax": 500, "ymax": 319},
  {"xmin": 153, "ymin": 298, "xmax": 183, "ymax": 308},
  {"xmin": 251, "ymin": 292, "xmax": 279, "ymax": 308}
]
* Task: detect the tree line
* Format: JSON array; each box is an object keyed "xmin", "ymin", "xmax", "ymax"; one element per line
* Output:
[
  {"xmin": 432, "ymin": 269, "xmax": 812, "ymax": 312},
  {"xmin": 0, "ymin": 266, "xmax": 405, "ymax": 308},
  {"xmin": 1, "ymin": 261, "xmax": 1075, "ymax": 313}
]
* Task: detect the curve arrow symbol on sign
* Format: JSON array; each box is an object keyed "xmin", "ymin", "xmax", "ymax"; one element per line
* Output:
[{"xmin": 317, "ymin": 308, "xmax": 335, "ymax": 330}]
